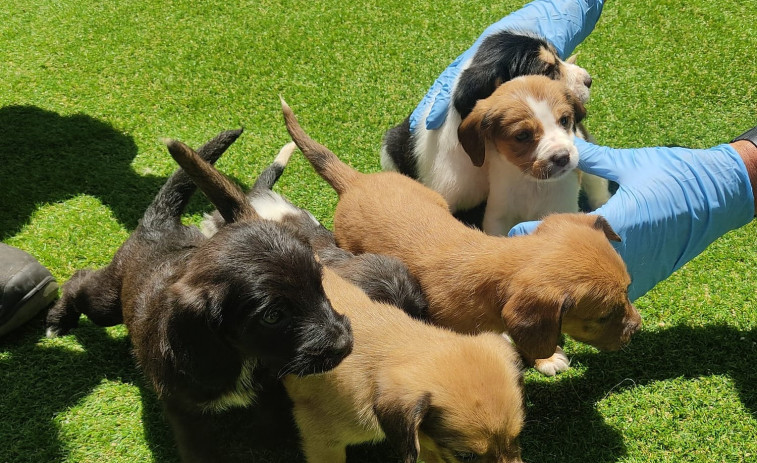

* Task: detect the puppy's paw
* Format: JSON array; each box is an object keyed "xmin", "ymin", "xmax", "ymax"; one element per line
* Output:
[{"xmin": 534, "ymin": 346, "xmax": 570, "ymax": 376}]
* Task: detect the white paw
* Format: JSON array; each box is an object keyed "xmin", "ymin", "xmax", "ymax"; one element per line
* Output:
[{"xmin": 534, "ymin": 346, "xmax": 570, "ymax": 376}]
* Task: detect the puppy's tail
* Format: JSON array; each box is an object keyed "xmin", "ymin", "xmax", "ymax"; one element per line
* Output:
[
  {"xmin": 280, "ymin": 98, "xmax": 359, "ymax": 195},
  {"xmin": 163, "ymin": 138, "xmax": 259, "ymax": 224},
  {"xmin": 250, "ymin": 141, "xmax": 296, "ymax": 193},
  {"xmin": 142, "ymin": 128, "xmax": 243, "ymax": 229}
]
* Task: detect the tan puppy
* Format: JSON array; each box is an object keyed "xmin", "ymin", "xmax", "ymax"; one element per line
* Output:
[
  {"xmin": 285, "ymin": 267, "xmax": 525, "ymax": 463},
  {"xmin": 282, "ymin": 99, "xmax": 641, "ymax": 376}
]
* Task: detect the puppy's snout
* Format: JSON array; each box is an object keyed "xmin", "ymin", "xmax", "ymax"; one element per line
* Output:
[
  {"xmin": 550, "ymin": 151, "xmax": 571, "ymax": 168},
  {"xmin": 584, "ymin": 75, "xmax": 593, "ymax": 89},
  {"xmin": 327, "ymin": 313, "xmax": 354, "ymax": 358},
  {"xmin": 623, "ymin": 316, "xmax": 642, "ymax": 340}
]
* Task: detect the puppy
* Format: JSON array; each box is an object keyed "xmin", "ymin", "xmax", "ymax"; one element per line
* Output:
[
  {"xmin": 287, "ymin": 267, "xmax": 525, "ymax": 463},
  {"xmin": 456, "ymin": 75, "xmax": 589, "ymax": 235},
  {"xmin": 46, "ymin": 130, "xmax": 352, "ymax": 462},
  {"xmin": 381, "ymin": 30, "xmax": 610, "ymax": 233},
  {"xmin": 187, "ymin": 139, "xmax": 525, "ymax": 462},
  {"xmin": 200, "ymin": 142, "xmax": 428, "ymax": 319},
  {"xmin": 283, "ymin": 99, "xmax": 641, "ymax": 376}
]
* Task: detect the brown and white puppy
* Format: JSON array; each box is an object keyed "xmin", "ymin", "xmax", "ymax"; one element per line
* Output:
[
  {"xmin": 381, "ymin": 31, "xmax": 610, "ymax": 234},
  {"xmin": 283, "ymin": 99, "xmax": 641, "ymax": 376},
  {"xmin": 201, "ymin": 142, "xmax": 428, "ymax": 319},
  {"xmin": 285, "ymin": 267, "xmax": 525, "ymax": 463},
  {"xmin": 46, "ymin": 130, "xmax": 352, "ymax": 462},
  {"xmin": 457, "ymin": 74, "xmax": 590, "ymax": 235}
]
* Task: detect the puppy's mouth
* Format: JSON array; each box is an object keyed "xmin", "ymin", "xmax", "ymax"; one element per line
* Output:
[{"xmin": 528, "ymin": 159, "xmax": 573, "ymax": 181}]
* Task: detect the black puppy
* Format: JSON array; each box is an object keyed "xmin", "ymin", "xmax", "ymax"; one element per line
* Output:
[
  {"xmin": 46, "ymin": 130, "xmax": 352, "ymax": 462},
  {"xmin": 201, "ymin": 142, "xmax": 428, "ymax": 320}
]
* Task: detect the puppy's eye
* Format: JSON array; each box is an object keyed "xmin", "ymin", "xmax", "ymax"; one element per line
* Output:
[
  {"xmin": 454, "ymin": 451, "xmax": 479, "ymax": 462},
  {"xmin": 260, "ymin": 309, "xmax": 284, "ymax": 326},
  {"xmin": 514, "ymin": 130, "xmax": 532, "ymax": 142},
  {"xmin": 597, "ymin": 313, "xmax": 613, "ymax": 323},
  {"xmin": 559, "ymin": 115, "xmax": 570, "ymax": 128}
]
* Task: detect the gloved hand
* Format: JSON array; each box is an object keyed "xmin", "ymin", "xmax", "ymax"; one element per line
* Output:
[
  {"xmin": 409, "ymin": 0, "xmax": 605, "ymax": 131},
  {"xmin": 509, "ymin": 138, "xmax": 755, "ymax": 301}
]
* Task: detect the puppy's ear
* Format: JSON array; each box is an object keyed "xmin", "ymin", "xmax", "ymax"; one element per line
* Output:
[
  {"xmin": 592, "ymin": 215, "xmax": 621, "ymax": 242},
  {"xmin": 374, "ymin": 391, "xmax": 432, "ymax": 463},
  {"xmin": 161, "ymin": 281, "xmax": 241, "ymax": 390},
  {"xmin": 458, "ymin": 102, "xmax": 493, "ymax": 167},
  {"xmin": 566, "ymin": 53, "xmax": 579, "ymax": 64},
  {"xmin": 568, "ymin": 91, "xmax": 587, "ymax": 125},
  {"xmin": 501, "ymin": 291, "xmax": 571, "ymax": 363}
]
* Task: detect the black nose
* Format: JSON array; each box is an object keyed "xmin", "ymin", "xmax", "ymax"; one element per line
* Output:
[
  {"xmin": 585, "ymin": 76, "xmax": 593, "ymax": 88},
  {"xmin": 550, "ymin": 152, "xmax": 570, "ymax": 167},
  {"xmin": 328, "ymin": 314, "xmax": 353, "ymax": 358}
]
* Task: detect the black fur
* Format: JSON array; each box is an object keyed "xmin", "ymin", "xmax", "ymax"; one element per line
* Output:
[
  {"xmin": 453, "ymin": 31, "xmax": 562, "ymax": 120},
  {"xmin": 46, "ymin": 130, "xmax": 352, "ymax": 463},
  {"xmin": 382, "ymin": 30, "xmax": 565, "ymax": 181},
  {"xmin": 382, "ymin": 116, "xmax": 418, "ymax": 179},
  {"xmin": 203, "ymin": 147, "xmax": 429, "ymax": 320}
]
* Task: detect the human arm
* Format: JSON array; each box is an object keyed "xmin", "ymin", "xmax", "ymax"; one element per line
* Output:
[{"xmin": 509, "ymin": 139, "xmax": 756, "ymax": 301}]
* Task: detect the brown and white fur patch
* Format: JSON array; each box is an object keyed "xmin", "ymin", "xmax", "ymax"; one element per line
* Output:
[
  {"xmin": 282, "ymin": 99, "xmax": 641, "ymax": 376},
  {"xmin": 458, "ymin": 74, "xmax": 588, "ymax": 235},
  {"xmin": 380, "ymin": 31, "xmax": 610, "ymax": 235},
  {"xmin": 284, "ymin": 268, "xmax": 525, "ymax": 463}
]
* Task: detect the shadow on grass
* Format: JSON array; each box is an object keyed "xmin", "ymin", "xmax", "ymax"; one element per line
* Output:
[
  {"xmin": 521, "ymin": 324, "xmax": 757, "ymax": 463},
  {"xmin": 0, "ymin": 314, "xmax": 400, "ymax": 463},
  {"xmin": 0, "ymin": 105, "xmax": 224, "ymax": 238},
  {"xmin": 2, "ymin": 313, "xmax": 753, "ymax": 463}
]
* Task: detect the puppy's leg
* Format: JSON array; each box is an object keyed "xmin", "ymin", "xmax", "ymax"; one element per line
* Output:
[
  {"xmin": 162, "ymin": 400, "xmax": 232, "ymax": 463},
  {"xmin": 482, "ymin": 194, "xmax": 518, "ymax": 237},
  {"xmin": 45, "ymin": 267, "xmax": 122, "ymax": 337},
  {"xmin": 289, "ymin": 404, "xmax": 348, "ymax": 463},
  {"xmin": 533, "ymin": 346, "xmax": 570, "ymax": 376}
]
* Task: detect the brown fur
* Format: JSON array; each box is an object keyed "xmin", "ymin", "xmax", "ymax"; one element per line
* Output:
[
  {"xmin": 282, "ymin": 100, "xmax": 641, "ymax": 365},
  {"xmin": 284, "ymin": 268, "xmax": 525, "ymax": 463},
  {"xmin": 457, "ymin": 75, "xmax": 586, "ymax": 171}
]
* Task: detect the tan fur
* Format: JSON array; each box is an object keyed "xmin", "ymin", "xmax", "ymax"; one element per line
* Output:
[
  {"xmin": 458, "ymin": 75, "xmax": 585, "ymax": 175},
  {"xmin": 282, "ymin": 100, "xmax": 641, "ymax": 365},
  {"xmin": 284, "ymin": 268, "xmax": 524, "ymax": 463}
]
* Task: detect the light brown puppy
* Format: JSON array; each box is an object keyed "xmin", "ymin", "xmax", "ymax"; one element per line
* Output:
[
  {"xmin": 282, "ymin": 99, "xmax": 642, "ymax": 376},
  {"xmin": 285, "ymin": 267, "xmax": 525, "ymax": 463}
]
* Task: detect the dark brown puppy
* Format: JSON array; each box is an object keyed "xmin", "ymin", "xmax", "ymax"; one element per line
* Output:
[
  {"xmin": 46, "ymin": 130, "xmax": 352, "ymax": 462},
  {"xmin": 282, "ymin": 99, "xmax": 642, "ymax": 376},
  {"xmin": 201, "ymin": 142, "xmax": 427, "ymax": 319},
  {"xmin": 169, "ymin": 132, "xmax": 525, "ymax": 463}
]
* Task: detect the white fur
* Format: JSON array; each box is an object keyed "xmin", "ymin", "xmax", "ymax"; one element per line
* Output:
[
  {"xmin": 534, "ymin": 346, "xmax": 570, "ymax": 376},
  {"xmin": 380, "ymin": 54, "xmax": 607, "ymax": 236}
]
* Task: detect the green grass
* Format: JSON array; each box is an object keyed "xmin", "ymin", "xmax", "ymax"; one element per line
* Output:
[{"xmin": 1, "ymin": 0, "xmax": 756, "ymax": 461}]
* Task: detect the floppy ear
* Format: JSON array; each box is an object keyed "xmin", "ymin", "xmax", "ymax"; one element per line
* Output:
[
  {"xmin": 592, "ymin": 215, "xmax": 621, "ymax": 242},
  {"xmin": 457, "ymin": 102, "xmax": 493, "ymax": 167},
  {"xmin": 501, "ymin": 291, "xmax": 573, "ymax": 364},
  {"xmin": 160, "ymin": 281, "xmax": 241, "ymax": 392},
  {"xmin": 374, "ymin": 392, "xmax": 432, "ymax": 463},
  {"xmin": 567, "ymin": 91, "xmax": 587, "ymax": 125}
]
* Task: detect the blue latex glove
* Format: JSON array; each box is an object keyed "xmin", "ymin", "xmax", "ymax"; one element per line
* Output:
[
  {"xmin": 409, "ymin": 0, "xmax": 605, "ymax": 131},
  {"xmin": 509, "ymin": 138, "xmax": 755, "ymax": 301}
]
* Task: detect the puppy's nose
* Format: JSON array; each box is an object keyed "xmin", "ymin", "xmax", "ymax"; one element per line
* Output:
[
  {"xmin": 329, "ymin": 315, "xmax": 354, "ymax": 357},
  {"xmin": 550, "ymin": 151, "xmax": 571, "ymax": 167},
  {"xmin": 584, "ymin": 75, "xmax": 593, "ymax": 88}
]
